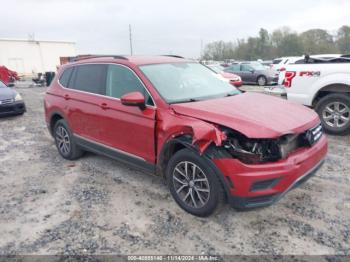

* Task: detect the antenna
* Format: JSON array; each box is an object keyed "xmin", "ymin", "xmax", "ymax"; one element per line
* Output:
[{"xmin": 129, "ymin": 24, "xmax": 133, "ymax": 55}]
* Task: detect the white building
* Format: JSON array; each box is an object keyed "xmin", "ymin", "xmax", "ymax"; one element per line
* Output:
[{"xmin": 0, "ymin": 38, "xmax": 76, "ymax": 76}]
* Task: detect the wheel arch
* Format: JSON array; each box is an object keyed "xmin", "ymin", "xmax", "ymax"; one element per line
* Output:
[
  {"xmin": 312, "ymin": 83, "xmax": 350, "ymax": 107},
  {"xmin": 158, "ymin": 135, "xmax": 231, "ymax": 201},
  {"xmin": 158, "ymin": 135, "xmax": 196, "ymax": 177},
  {"xmin": 256, "ymin": 74, "xmax": 267, "ymax": 83},
  {"xmin": 48, "ymin": 111, "xmax": 65, "ymax": 136}
]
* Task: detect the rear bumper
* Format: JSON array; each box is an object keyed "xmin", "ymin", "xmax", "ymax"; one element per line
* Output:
[
  {"xmin": 0, "ymin": 101, "xmax": 26, "ymax": 117},
  {"xmin": 212, "ymin": 135, "xmax": 327, "ymax": 210},
  {"xmin": 267, "ymin": 76, "xmax": 279, "ymax": 85}
]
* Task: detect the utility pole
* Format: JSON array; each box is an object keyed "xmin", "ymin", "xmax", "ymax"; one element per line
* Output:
[
  {"xmin": 200, "ymin": 38, "xmax": 203, "ymax": 59},
  {"xmin": 129, "ymin": 24, "xmax": 133, "ymax": 55}
]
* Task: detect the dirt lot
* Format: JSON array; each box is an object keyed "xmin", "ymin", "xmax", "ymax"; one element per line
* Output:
[{"xmin": 0, "ymin": 84, "xmax": 349, "ymax": 255}]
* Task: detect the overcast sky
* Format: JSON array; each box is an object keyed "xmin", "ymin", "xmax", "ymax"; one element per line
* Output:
[{"xmin": 1, "ymin": 0, "xmax": 349, "ymax": 58}]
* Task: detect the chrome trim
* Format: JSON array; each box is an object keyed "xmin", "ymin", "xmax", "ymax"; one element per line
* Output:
[
  {"xmin": 57, "ymin": 63, "xmax": 157, "ymax": 108},
  {"xmin": 73, "ymin": 133, "xmax": 146, "ymax": 162}
]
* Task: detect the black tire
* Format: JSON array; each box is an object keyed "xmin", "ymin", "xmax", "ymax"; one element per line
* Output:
[
  {"xmin": 315, "ymin": 93, "xmax": 350, "ymax": 135},
  {"xmin": 53, "ymin": 119, "xmax": 84, "ymax": 160},
  {"xmin": 166, "ymin": 148, "xmax": 225, "ymax": 217},
  {"xmin": 257, "ymin": 75, "xmax": 267, "ymax": 86}
]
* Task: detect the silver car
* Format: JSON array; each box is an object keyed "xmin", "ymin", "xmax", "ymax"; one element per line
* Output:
[{"xmin": 224, "ymin": 62, "xmax": 279, "ymax": 86}]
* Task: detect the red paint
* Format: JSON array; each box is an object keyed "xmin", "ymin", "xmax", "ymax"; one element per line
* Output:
[
  {"xmin": 0, "ymin": 66, "xmax": 19, "ymax": 85},
  {"xmin": 284, "ymin": 71, "xmax": 296, "ymax": 87},
  {"xmin": 171, "ymin": 92, "xmax": 320, "ymax": 138},
  {"xmin": 213, "ymin": 135, "xmax": 327, "ymax": 197},
  {"xmin": 121, "ymin": 91, "xmax": 145, "ymax": 106},
  {"xmin": 44, "ymin": 56, "xmax": 327, "ymax": 204},
  {"xmin": 220, "ymin": 71, "xmax": 242, "ymax": 87}
]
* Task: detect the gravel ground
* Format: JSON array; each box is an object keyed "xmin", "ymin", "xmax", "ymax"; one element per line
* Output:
[{"xmin": 0, "ymin": 84, "xmax": 349, "ymax": 255}]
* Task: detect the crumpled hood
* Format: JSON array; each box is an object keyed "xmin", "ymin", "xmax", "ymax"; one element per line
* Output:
[
  {"xmin": 0, "ymin": 87, "xmax": 16, "ymax": 100},
  {"xmin": 170, "ymin": 92, "xmax": 320, "ymax": 138}
]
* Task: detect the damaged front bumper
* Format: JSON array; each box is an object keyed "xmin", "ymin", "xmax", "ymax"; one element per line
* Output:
[{"xmin": 212, "ymin": 135, "xmax": 327, "ymax": 210}]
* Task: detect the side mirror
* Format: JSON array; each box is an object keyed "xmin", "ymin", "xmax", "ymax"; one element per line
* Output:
[
  {"xmin": 249, "ymin": 69, "xmax": 255, "ymax": 73},
  {"xmin": 121, "ymin": 91, "xmax": 145, "ymax": 109}
]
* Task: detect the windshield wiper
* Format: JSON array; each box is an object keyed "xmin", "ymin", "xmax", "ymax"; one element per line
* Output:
[{"xmin": 170, "ymin": 98, "xmax": 199, "ymax": 104}]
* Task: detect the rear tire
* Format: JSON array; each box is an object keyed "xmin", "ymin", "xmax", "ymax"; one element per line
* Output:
[
  {"xmin": 53, "ymin": 119, "xmax": 84, "ymax": 160},
  {"xmin": 315, "ymin": 93, "xmax": 350, "ymax": 135},
  {"xmin": 166, "ymin": 149, "xmax": 225, "ymax": 217},
  {"xmin": 257, "ymin": 76, "xmax": 267, "ymax": 86}
]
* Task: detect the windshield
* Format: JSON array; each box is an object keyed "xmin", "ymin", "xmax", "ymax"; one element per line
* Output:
[
  {"xmin": 0, "ymin": 81, "xmax": 7, "ymax": 88},
  {"xmin": 140, "ymin": 63, "xmax": 240, "ymax": 103}
]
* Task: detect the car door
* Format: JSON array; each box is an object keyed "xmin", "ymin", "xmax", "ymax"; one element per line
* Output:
[
  {"xmin": 64, "ymin": 64, "xmax": 109, "ymax": 144},
  {"xmin": 97, "ymin": 64, "xmax": 156, "ymax": 165},
  {"xmin": 240, "ymin": 64, "xmax": 255, "ymax": 83}
]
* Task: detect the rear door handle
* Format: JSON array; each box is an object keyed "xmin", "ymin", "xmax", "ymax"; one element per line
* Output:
[
  {"xmin": 100, "ymin": 103, "xmax": 109, "ymax": 110},
  {"xmin": 64, "ymin": 94, "xmax": 70, "ymax": 100}
]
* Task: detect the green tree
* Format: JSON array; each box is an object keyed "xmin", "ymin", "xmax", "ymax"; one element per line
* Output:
[
  {"xmin": 300, "ymin": 29, "xmax": 336, "ymax": 54},
  {"xmin": 336, "ymin": 25, "xmax": 350, "ymax": 54}
]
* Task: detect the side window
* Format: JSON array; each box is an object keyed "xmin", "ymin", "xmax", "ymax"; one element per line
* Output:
[
  {"xmin": 231, "ymin": 64, "xmax": 240, "ymax": 72},
  {"xmin": 59, "ymin": 67, "xmax": 74, "ymax": 87},
  {"xmin": 106, "ymin": 64, "xmax": 154, "ymax": 106},
  {"xmin": 241, "ymin": 64, "xmax": 253, "ymax": 71},
  {"xmin": 71, "ymin": 64, "xmax": 107, "ymax": 95}
]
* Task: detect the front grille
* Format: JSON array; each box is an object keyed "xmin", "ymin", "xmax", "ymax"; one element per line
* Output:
[
  {"xmin": 0, "ymin": 105, "xmax": 15, "ymax": 113},
  {"xmin": 0, "ymin": 98, "xmax": 14, "ymax": 105},
  {"xmin": 301, "ymin": 123, "xmax": 323, "ymax": 146}
]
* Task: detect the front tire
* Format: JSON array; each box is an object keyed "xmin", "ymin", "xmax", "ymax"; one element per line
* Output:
[
  {"xmin": 53, "ymin": 119, "xmax": 84, "ymax": 160},
  {"xmin": 315, "ymin": 94, "xmax": 350, "ymax": 135},
  {"xmin": 257, "ymin": 76, "xmax": 267, "ymax": 86},
  {"xmin": 166, "ymin": 149, "xmax": 225, "ymax": 217}
]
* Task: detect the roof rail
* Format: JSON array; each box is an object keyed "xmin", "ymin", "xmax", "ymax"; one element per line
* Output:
[
  {"xmin": 162, "ymin": 55, "xmax": 184, "ymax": 59},
  {"xmin": 71, "ymin": 55, "xmax": 128, "ymax": 62}
]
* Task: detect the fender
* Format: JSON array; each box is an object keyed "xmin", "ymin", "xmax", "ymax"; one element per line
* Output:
[
  {"xmin": 310, "ymin": 73, "xmax": 350, "ymax": 100},
  {"xmin": 156, "ymin": 109, "xmax": 226, "ymax": 159},
  {"xmin": 158, "ymin": 135, "xmax": 232, "ymax": 199}
]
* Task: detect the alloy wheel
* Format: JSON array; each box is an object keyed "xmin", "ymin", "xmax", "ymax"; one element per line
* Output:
[
  {"xmin": 322, "ymin": 101, "xmax": 350, "ymax": 128},
  {"xmin": 55, "ymin": 125, "xmax": 71, "ymax": 155},
  {"xmin": 258, "ymin": 76, "xmax": 266, "ymax": 86},
  {"xmin": 172, "ymin": 161, "xmax": 210, "ymax": 208}
]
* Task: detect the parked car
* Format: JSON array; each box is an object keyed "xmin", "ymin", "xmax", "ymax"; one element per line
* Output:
[
  {"xmin": 0, "ymin": 80, "xmax": 26, "ymax": 117},
  {"xmin": 224, "ymin": 62, "xmax": 279, "ymax": 86},
  {"xmin": 279, "ymin": 54, "xmax": 350, "ymax": 135},
  {"xmin": 44, "ymin": 55, "xmax": 327, "ymax": 217},
  {"xmin": 207, "ymin": 64, "xmax": 242, "ymax": 87}
]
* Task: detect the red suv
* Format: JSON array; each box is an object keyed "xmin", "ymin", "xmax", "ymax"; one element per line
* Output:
[{"xmin": 44, "ymin": 55, "xmax": 327, "ymax": 216}]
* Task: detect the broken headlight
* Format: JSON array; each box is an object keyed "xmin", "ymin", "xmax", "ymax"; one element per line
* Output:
[{"xmin": 221, "ymin": 128, "xmax": 299, "ymax": 164}]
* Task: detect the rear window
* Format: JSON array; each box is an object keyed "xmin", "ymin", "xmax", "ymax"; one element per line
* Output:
[
  {"xmin": 71, "ymin": 64, "xmax": 107, "ymax": 95},
  {"xmin": 59, "ymin": 67, "xmax": 74, "ymax": 87}
]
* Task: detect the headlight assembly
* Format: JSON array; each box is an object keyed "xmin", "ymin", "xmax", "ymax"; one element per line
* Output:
[
  {"xmin": 14, "ymin": 93, "xmax": 23, "ymax": 101},
  {"xmin": 220, "ymin": 127, "xmax": 303, "ymax": 164}
]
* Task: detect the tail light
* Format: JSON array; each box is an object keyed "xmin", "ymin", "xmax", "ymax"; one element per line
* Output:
[{"xmin": 284, "ymin": 71, "xmax": 296, "ymax": 88}]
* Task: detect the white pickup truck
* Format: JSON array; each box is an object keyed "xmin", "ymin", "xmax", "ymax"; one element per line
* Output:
[{"xmin": 280, "ymin": 54, "xmax": 350, "ymax": 135}]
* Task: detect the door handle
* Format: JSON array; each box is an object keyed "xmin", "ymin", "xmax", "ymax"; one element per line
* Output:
[
  {"xmin": 100, "ymin": 103, "xmax": 109, "ymax": 110},
  {"xmin": 64, "ymin": 94, "xmax": 70, "ymax": 100}
]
